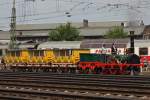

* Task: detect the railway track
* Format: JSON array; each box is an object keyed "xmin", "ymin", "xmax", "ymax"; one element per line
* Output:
[
  {"xmin": 0, "ymin": 71, "xmax": 150, "ymax": 81},
  {"xmin": 0, "ymin": 72, "xmax": 149, "ymax": 100}
]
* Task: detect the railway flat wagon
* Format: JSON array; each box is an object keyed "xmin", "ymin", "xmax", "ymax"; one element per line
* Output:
[{"xmin": 3, "ymin": 49, "xmax": 90, "ymax": 72}]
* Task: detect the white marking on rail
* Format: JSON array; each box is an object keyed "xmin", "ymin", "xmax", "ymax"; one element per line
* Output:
[
  {"xmin": 81, "ymin": 92, "xmax": 88, "ymax": 94},
  {"xmin": 11, "ymin": 87, "xmax": 16, "ymax": 89},
  {"xmin": 27, "ymin": 88, "xmax": 32, "ymax": 90},
  {"xmin": 117, "ymin": 94, "xmax": 122, "ymax": 97},
  {"xmin": 38, "ymin": 89, "xmax": 41, "ymax": 91},
  {"xmin": 20, "ymin": 87, "xmax": 24, "ymax": 90},
  {"xmin": 128, "ymin": 95, "xmax": 134, "ymax": 98},
  {"xmin": 104, "ymin": 93, "xmax": 111, "ymax": 96},
  {"xmin": 64, "ymin": 90, "xmax": 68, "ymax": 93},
  {"xmin": 51, "ymin": 89, "xmax": 58, "ymax": 92},
  {"xmin": 140, "ymin": 96, "xmax": 148, "ymax": 99},
  {"xmin": 95, "ymin": 93, "xmax": 100, "ymax": 95},
  {"xmin": 45, "ymin": 89, "xmax": 49, "ymax": 91},
  {"xmin": 73, "ymin": 91, "xmax": 78, "ymax": 94}
]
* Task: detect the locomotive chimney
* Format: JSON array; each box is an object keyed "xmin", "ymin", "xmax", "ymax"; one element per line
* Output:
[
  {"xmin": 130, "ymin": 31, "xmax": 135, "ymax": 53},
  {"xmin": 83, "ymin": 19, "xmax": 88, "ymax": 27},
  {"xmin": 121, "ymin": 22, "xmax": 124, "ymax": 27}
]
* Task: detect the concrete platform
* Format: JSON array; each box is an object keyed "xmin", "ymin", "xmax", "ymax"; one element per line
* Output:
[{"xmin": 141, "ymin": 67, "xmax": 150, "ymax": 76}]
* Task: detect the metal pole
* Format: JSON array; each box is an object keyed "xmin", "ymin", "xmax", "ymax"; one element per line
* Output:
[
  {"xmin": 9, "ymin": 0, "xmax": 16, "ymax": 49},
  {"xmin": 130, "ymin": 31, "xmax": 134, "ymax": 54}
]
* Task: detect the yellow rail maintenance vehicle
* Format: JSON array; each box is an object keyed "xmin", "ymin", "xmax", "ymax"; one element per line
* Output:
[{"xmin": 4, "ymin": 49, "xmax": 90, "ymax": 72}]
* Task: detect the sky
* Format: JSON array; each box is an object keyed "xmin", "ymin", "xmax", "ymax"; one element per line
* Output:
[{"xmin": 0, "ymin": 0, "xmax": 150, "ymax": 30}]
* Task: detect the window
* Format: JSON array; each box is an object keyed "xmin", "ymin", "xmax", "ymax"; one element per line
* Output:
[
  {"xmin": 60, "ymin": 50, "xmax": 66, "ymax": 56},
  {"xmin": 29, "ymin": 50, "xmax": 44, "ymax": 57},
  {"xmin": 139, "ymin": 48, "xmax": 148, "ymax": 55},
  {"xmin": 7, "ymin": 51, "xmax": 21, "ymax": 57},
  {"xmin": 54, "ymin": 49, "xmax": 72, "ymax": 56},
  {"xmin": 67, "ymin": 50, "xmax": 72, "ymax": 56},
  {"xmin": 0, "ymin": 49, "xmax": 2, "ymax": 56},
  {"xmin": 6, "ymin": 51, "xmax": 11, "ymax": 56},
  {"xmin": 29, "ymin": 51, "xmax": 34, "ymax": 57},
  {"xmin": 39, "ymin": 50, "xmax": 44, "ymax": 56},
  {"xmin": 11, "ymin": 51, "xmax": 16, "ymax": 56},
  {"xmin": 54, "ymin": 50, "xmax": 60, "ymax": 57},
  {"xmin": 15, "ymin": 51, "xmax": 21, "ymax": 56}
]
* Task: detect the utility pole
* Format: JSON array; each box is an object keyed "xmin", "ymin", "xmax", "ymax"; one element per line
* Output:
[{"xmin": 9, "ymin": 0, "xmax": 17, "ymax": 49}]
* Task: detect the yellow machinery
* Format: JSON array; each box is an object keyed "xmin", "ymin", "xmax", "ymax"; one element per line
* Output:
[{"xmin": 4, "ymin": 49, "xmax": 90, "ymax": 71}]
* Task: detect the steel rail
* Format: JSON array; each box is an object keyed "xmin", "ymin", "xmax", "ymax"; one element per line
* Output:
[
  {"xmin": 0, "ymin": 77, "xmax": 150, "ymax": 96},
  {"xmin": 0, "ymin": 81, "xmax": 149, "ymax": 96},
  {"xmin": 0, "ymin": 72, "xmax": 149, "ymax": 99},
  {"xmin": 0, "ymin": 74, "xmax": 149, "ymax": 83},
  {"xmin": 0, "ymin": 71, "xmax": 150, "ymax": 79},
  {"xmin": 0, "ymin": 75, "xmax": 150, "ymax": 85},
  {"xmin": 0, "ymin": 87, "xmax": 132, "ymax": 100},
  {"xmin": 0, "ymin": 72, "xmax": 150, "ymax": 81}
]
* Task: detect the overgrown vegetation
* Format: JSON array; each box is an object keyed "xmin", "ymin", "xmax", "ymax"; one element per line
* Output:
[{"xmin": 48, "ymin": 23, "xmax": 80, "ymax": 41}]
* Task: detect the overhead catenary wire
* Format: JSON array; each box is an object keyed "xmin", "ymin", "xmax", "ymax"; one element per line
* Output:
[
  {"xmin": 0, "ymin": 1, "xmax": 147, "ymax": 20},
  {"xmin": 0, "ymin": 5, "xmax": 136, "ymax": 28},
  {"xmin": 0, "ymin": 0, "xmax": 150, "ymax": 30}
]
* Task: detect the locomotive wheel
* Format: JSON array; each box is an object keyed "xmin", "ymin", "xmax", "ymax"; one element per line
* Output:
[
  {"xmin": 133, "ymin": 66, "xmax": 140, "ymax": 75},
  {"xmin": 111, "ymin": 66, "xmax": 121, "ymax": 75},
  {"xmin": 102, "ymin": 67, "xmax": 111, "ymax": 75},
  {"xmin": 124, "ymin": 66, "xmax": 133, "ymax": 75},
  {"xmin": 94, "ymin": 67, "xmax": 102, "ymax": 74},
  {"xmin": 43, "ymin": 68, "xmax": 49, "ymax": 72},
  {"xmin": 69, "ymin": 68, "xmax": 76, "ymax": 73},
  {"xmin": 124, "ymin": 66, "xmax": 141, "ymax": 75},
  {"xmin": 59, "ymin": 68, "xmax": 68, "ymax": 73},
  {"xmin": 35, "ymin": 68, "xmax": 39, "ymax": 72},
  {"xmin": 110, "ymin": 68, "xmax": 117, "ymax": 75},
  {"xmin": 78, "ymin": 68, "xmax": 83, "ymax": 74},
  {"xmin": 21, "ymin": 68, "xmax": 26, "ymax": 72},
  {"xmin": 28, "ymin": 68, "xmax": 33, "ymax": 72},
  {"xmin": 84, "ymin": 68, "xmax": 90, "ymax": 74},
  {"xmin": 60, "ymin": 68, "xmax": 65, "ymax": 73},
  {"xmin": 11, "ymin": 68, "xmax": 16, "ymax": 72},
  {"xmin": 51, "ymin": 68, "xmax": 56, "ymax": 73}
]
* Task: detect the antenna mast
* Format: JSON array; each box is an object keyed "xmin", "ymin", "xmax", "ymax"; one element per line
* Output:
[{"xmin": 9, "ymin": 0, "xmax": 17, "ymax": 49}]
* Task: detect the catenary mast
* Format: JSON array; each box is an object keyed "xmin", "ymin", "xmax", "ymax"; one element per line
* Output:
[{"xmin": 9, "ymin": 0, "xmax": 17, "ymax": 49}]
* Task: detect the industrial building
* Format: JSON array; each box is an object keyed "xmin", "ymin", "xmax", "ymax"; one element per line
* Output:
[
  {"xmin": 0, "ymin": 20, "xmax": 149, "ymax": 56},
  {"xmin": 15, "ymin": 20, "xmax": 145, "ymax": 42}
]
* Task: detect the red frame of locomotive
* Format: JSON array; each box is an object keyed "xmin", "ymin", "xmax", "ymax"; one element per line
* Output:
[{"xmin": 79, "ymin": 62, "xmax": 144, "ymax": 70}]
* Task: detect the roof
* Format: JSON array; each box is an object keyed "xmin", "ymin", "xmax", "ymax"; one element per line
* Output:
[
  {"xmin": 80, "ymin": 28, "xmax": 108, "ymax": 36},
  {"xmin": 0, "ymin": 45, "xmax": 8, "ymax": 49},
  {"xmin": 38, "ymin": 41, "xmax": 81, "ymax": 49},
  {"xmin": 134, "ymin": 40, "xmax": 150, "ymax": 47},
  {"xmin": 15, "ymin": 21, "xmax": 144, "ymax": 36},
  {"xmin": 81, "ymin": 39, "xmax": 129, "ymax": 48},
  {"xmin": 16, "ymin": 23, "xmax": 82, "ymax": 30},
  {"xmin": 16, "ymin": 20, "xmax": 142, "ymax": 31},
  {"xmin": 0, "ymin": 31, "xmax": 10, "ymax": 40},
  {"xmin": 80, "ymin": 26, "xmax": 144, "ymax": 36},
  {"xmin": 124, "ymin": 26, "xmax": 145, "ymax": 35},
  {"xmin": 0, "ymin": 40, "xmax": 10, "ymax": 44},
  {"xmin": 18, "ymin": 44, "xmax": 35, "ymax": 49},
  {"xmin": 15, "ymin": 26, "xmax": 145, "ymax": 37},
  {"xmin": 16, "ymin": 30, "xmax": 49, "ymax": 36},
  {"xmin": 143, "ymin": 25, "xmax": 150, "ymax": 34}
]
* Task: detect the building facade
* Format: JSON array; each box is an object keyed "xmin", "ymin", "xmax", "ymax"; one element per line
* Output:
[
  {"xmin": 15, "ymin": 20, "xmax": 145, "ymax": 42},
  {"xmin": 0, "ymin": 20, "xmax": 147, "ymax": 52}
]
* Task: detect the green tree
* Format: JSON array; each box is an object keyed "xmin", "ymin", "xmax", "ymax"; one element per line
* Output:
[
  {"xmin": 105, "ymin": 26, "xmax": 128, "ymax": 38},
  {"xmin": 48, "ymin": 23, "xmax": 80, "ymax": 41}
]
